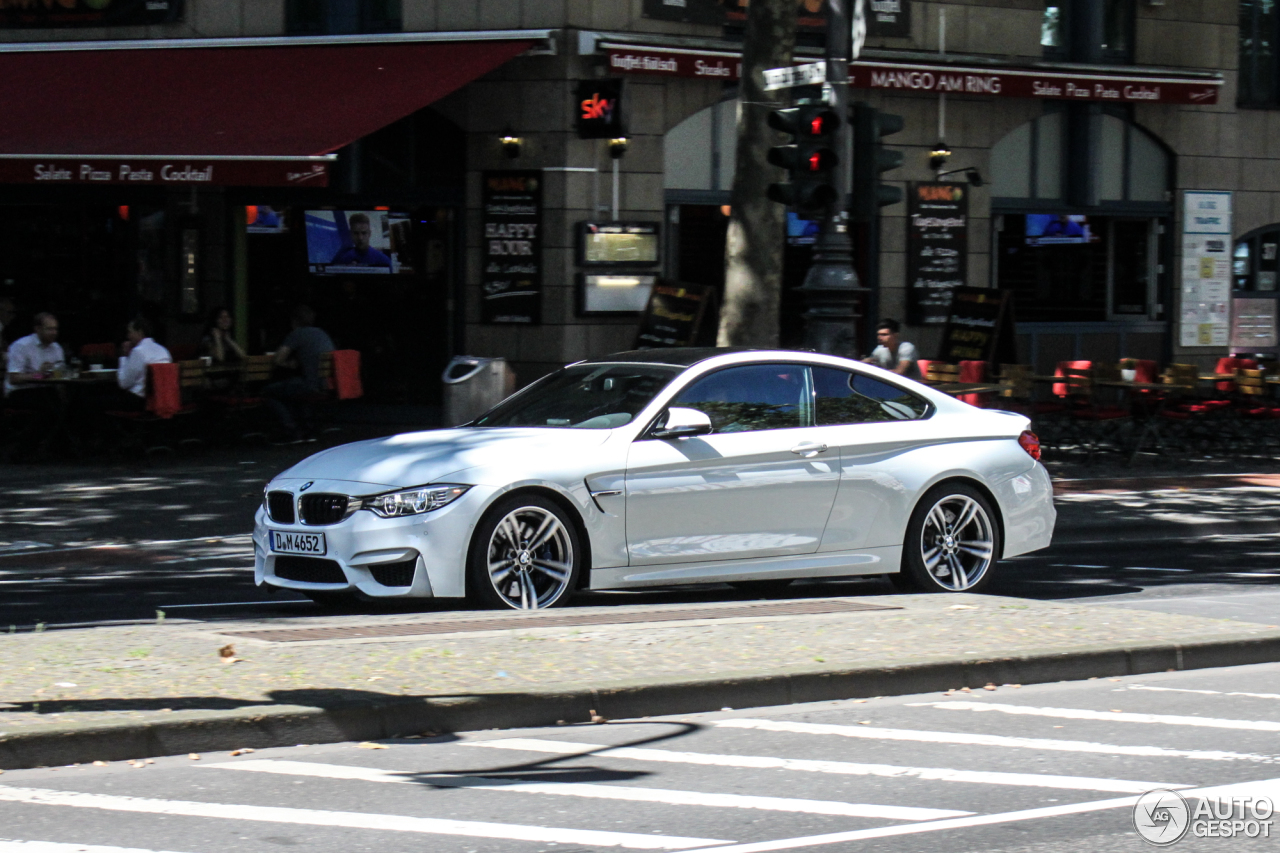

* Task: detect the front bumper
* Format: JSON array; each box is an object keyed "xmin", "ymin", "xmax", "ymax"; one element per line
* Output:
[{"xmin": 252, "ymin": 479, "xmax": 497, "ymax": 598}]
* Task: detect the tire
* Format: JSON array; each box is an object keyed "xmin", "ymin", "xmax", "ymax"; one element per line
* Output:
[
  {"xmin": 468, "ymin": 494, "xmax": 582, "ymax": 610},
  {"xmin": 729, "ymin": 579, "xmax": 794, "ymax": 598},
  {"xmin": 901, "ymin": 482, "xmax": 1001, "ymax": 594}
]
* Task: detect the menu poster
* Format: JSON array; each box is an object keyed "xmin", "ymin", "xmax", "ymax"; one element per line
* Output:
[
  {"xmin": 937, "ymin": 287, "xmax": 1016, "ymax": 365},
  {"xmin": 635, "ymin": 283, "xmax": 718, "ymax": 348},
  {"xmin": 0, "ymin": 0, "xmax": 182, "ymax": 27},
  {"xmin": 907, "ymin": 182, "xmax": 968, "ymax": 325},
  {"xmin": 481, "ymin": 171, "xmax": 543, "ymax": 325},
  {"xmin": 1180, "ymin": 191, "xmax": 1233, "ymax": 347},
  {"xmin": 1230, "ymin": 298, "xmax": 1277, "ymax": 350}
]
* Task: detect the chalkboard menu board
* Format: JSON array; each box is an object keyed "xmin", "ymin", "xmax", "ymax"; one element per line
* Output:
[
  {"xmin": 937, "ymin": 287, "xmax": 1016, "ymax": 365},
  {"xmin": 907, "ymin": 182, "xmax": 968, "ymax": 325},
  {"xmin": 481, "ymin": 171, "xmax": 542, "ymax": 325},
  {"xmin": 635, "ymin": 283, "xmax": 718, "ymax": 348}
]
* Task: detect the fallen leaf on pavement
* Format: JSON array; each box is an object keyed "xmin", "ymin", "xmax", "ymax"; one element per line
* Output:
[
  {"xmin": 92, "ymin": 761, "xmax": 107, "ymax": 767},
  {"xmin": 357, "ymin": 742, "xmax": 388, "ymax": 750},
  {"xmin": 218, "ymin": 644, "xmax": 239, "ymax": 664},
  {"xmin": 853, "ymin": 699, "xmax": 868, "ymax": 703},
  {"xmin": 229, "ymin": 748, "xmax": 255, "ymax": 757},
  {"xmin": 960, "ymin": 687, "xmax": 972, "ymax": 693},
  {"xmin": 188, "ymin": 754, "xmax": 200, "ymax": 761},
  {"xmin": 983, "ymin": 683, "xmax": 997, "ymax": 691}
]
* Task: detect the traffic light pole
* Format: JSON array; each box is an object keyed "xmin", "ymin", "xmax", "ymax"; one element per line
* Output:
[{"xmin": 797, "ymin": 0, "xmax": 866, "ymax": 358}]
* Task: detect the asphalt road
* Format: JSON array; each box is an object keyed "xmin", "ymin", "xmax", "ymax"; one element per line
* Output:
[
  {"xmin": 2, "ymin": 660, "xmax": 1279, "ymax": 852},
  {"xmin": 2, "ymin": 531, "xmax": 1279, "ymax": 629}
]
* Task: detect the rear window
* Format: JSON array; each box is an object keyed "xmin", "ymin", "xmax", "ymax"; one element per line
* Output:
[{"xmin": 813, "ymin": 367, "xmax": 931, "ymax": 424}]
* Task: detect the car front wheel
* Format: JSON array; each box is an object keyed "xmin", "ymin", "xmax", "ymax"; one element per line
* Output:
[
  {"xmin": 899, "ymin": 483, "xmax": 1000, "ymax": 593},
  {"xmin": 468, "ymin": 494, "xmax": 582, "ymax": 610}
]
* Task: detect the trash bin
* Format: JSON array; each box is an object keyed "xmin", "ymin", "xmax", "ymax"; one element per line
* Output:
[{"xmin": 442, "ymin": 356, "xmax": 516, "ymax": 426}]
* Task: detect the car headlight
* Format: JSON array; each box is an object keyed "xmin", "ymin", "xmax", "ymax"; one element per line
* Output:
[{"xmin": 364, "ymin": 484, "xmax": 470, "ymax": 518}]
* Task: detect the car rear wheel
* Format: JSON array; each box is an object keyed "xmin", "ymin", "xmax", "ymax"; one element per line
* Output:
[
  {"xmin": 469, "ymin": 494, "xmax": 582, "ymax": 610},
  {"xmin": 900, "ymin": 483, "xmax": 1000, "ymax": 594}
]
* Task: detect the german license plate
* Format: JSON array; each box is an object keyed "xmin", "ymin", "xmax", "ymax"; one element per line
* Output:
[{"xmin": 269, "ymin": 530, "xmax": 327, "ymax": 555}]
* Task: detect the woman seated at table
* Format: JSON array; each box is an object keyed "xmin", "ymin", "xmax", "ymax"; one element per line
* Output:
[{"xmin": 200, "ymin": 307, "xmax": 246, "ymax": 365}]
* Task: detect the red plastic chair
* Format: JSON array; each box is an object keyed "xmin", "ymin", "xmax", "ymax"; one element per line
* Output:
[
  {"xmin": 1052, "ymin": 360, "xmax": 1092, "ymax": 399},
  {"xmin": 958, "ymin": 360, "xmax": 989, "ymax": 406},
  {"xmin": 1215, "ymin": 357, "xmax": 1257, "ymax": 393},
  {"xmin": 332, "ymin": 350, "xmax": 363, "ymax": 400},
  {"xmin": 1134, "ymin": 360, "xmax": 1159, "ymax": 384},
  {"xmin": 915, "ymin": 359, "xmax": 932, "ymax": 382}
]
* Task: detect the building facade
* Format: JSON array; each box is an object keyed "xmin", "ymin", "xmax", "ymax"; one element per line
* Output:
[{"xmin": 0, "ymin": 0, "xmax": 1262, "ymax": 398}]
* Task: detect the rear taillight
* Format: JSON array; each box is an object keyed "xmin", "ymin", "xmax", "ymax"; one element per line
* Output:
[{"xmin": 1018, "ymin": 430, "xmax": 1042, "ymax": 461}]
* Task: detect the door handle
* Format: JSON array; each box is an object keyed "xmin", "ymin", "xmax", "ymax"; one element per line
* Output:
[{"xmin": 790, "ymin": 442, "xmax": 829, "ymax": 457}]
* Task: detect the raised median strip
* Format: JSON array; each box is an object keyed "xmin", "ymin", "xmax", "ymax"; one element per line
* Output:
[{"xmin": 2, "ymin": 594, "xmax": 1279, "ymax": 771}]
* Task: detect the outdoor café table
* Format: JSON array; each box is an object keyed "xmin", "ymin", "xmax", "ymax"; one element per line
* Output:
[
  {"xmin": 1093, "ymin": 379, "xmax": 1175, "ymax": 462},
  {"xmin": 20, "ymin": 369, "xmax": 119, "ymax": 456}
]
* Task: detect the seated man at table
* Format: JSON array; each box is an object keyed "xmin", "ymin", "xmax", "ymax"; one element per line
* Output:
[
  {"xmin": 6, "ymin": 311, "xmax": 64, "ymax": 398},
  {"xmin": 113, "ymin": 316, "xmax": 172, "ymax": 410},
  {"xmin": 263, "ymin": 304, "xmax": 334, "ymax": 442},
  {"xmin": 4, "ymin": 312, "xmax": 65, "ymax": 457},
  {"xmin": 863, "ymin": 318, "xmax": 921, "ymax": 380}
]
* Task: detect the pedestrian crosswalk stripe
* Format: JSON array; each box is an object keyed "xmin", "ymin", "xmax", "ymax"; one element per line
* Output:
[
  {"xmin": 717, "ymin": 717, "xmax": 1272, "ymax": 762},
  {"xmin": 211, "ymin": 759, "xmax": 970, "ymax": 821},
  {"xmin": 464, "ymin": 738, "xmax": 1184, "ymax": 793},
  {"xmin": 0, "ymin": 842, "xmax": 188, "ymax": 853},
  {"xmin": 685, "ymin": 776, "xmax": 1280, "ymax": 853},
  {"xmin": 0, "ymin": 786, "xmax": 727, "ymax": 850},
  {"xmin": 916, "ymin": 701, "xmax": 1280, "ymax": 731}
]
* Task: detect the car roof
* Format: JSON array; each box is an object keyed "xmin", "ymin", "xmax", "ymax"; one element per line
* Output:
[{"xmin": 582, "ymin": 347, "xmax": 766, "ymax": 367}]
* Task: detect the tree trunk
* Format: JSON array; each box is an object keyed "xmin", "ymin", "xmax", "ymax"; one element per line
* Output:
[{"xmin": 717, "ymin": 0, "xmax": 798, "ymax": 347}]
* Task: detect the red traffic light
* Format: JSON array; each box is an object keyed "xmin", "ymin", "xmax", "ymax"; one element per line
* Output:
[
  {"xmin": 767, "ymin": 143, "xmax": 837, "ymax": 173},
  {"xmin": 767, "ymin": 106, "xmax": 840, "ymax": 138}
]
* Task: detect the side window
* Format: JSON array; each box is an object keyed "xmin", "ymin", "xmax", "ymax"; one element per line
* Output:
[
  {"xmin": 813, "ymin": 367, "xmax": 930, "ymax": 425},
  {"xmin": 672, "ymin": 364, "xmax": 807, "ymax": 433}
]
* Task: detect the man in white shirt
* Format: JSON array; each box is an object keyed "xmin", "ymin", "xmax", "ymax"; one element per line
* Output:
[
  {"xmin": 863, "ymin": 317, "xmax": 921, "ymax": 380},
  {"xmin": 6, "ymin": 312, "xmax": 65, "ymax": 397},
  {"xmin": 4, "ymin": 312, "xmax": 65, "ymax": 458},
  {"xmin": 116, "ymin": 316, "xmax": 172, "ymax": 405}
]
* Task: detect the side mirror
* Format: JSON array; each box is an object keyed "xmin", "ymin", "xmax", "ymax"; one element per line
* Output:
[{"xmin": 651, "ymin": 406, "xmax": 713, "ymax": 439}]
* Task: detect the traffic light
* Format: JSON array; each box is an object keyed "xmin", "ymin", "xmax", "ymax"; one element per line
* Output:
[
  {"xmin": 851, "ymin": 102, "xmax": 905, "ymax": 221},
  {"xmin": 765, "ymin": 104, "xmax": 841, "ymax": 215}
]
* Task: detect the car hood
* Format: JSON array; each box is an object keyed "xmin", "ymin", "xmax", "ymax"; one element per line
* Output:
[{"xmin": 276, "ymin": 427, "xmax": 613, "ymax": 489}]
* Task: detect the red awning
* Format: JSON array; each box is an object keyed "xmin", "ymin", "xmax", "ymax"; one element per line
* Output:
[{"xmin": 0, "ymin": 35, "xmax": 534, "ymax": 185}]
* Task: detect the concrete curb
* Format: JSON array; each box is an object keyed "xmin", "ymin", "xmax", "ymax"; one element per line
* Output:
[
  {"xmin": 1053, "ymin": 517, "xmax": 1280, "ymax": 544},
  {"xmin": 4, "ymin": 631, "xmax": 1280, "ymax": 771}
]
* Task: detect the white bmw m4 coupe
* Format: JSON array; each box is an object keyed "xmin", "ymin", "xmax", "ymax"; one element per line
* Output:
[{"xmin": 254, "ymin": 348, "xmax": 1055, "ymax": 609}]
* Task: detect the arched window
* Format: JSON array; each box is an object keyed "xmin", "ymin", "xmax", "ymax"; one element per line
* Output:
[
  {"xmin": 664, "ymin": 99, "xmax": 738, "ymax": 196},
  {"xmin": 990, "ymin": 111, "xmax": 1170, "ymax": 205}
]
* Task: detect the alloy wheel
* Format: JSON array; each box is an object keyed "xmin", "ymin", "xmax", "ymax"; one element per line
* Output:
[
  {"xmin": 486, "ymin": 505, "xmax": 575, "ymax": 609},
  {"xmin": 918, "ymin": 494, "xmax": 995, "ymax": 591}
]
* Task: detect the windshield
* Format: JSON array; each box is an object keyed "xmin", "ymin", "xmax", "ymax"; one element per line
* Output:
[{"xmin": 474, "ymin": 363, "xmax": 681, "ymax": 429}]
